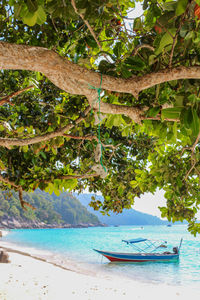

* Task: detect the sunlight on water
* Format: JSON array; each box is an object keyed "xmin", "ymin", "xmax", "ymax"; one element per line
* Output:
[{"xmin": 2, "ymin": 225, "xmax": 200, "ymax": 288}]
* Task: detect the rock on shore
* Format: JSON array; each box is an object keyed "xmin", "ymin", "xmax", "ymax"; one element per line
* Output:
[
  {"xmin": 0, "ymin": 250, "xmax": 10, "ymax": 263},
  {"xmin": 0, "ymin": 215, "xmax": 107, "ymax": 229}
]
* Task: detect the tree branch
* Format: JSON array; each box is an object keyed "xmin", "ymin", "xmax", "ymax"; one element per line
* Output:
[
  {"xmin": 0, "ymin": 106, "xmax": 91, "ymax": 148},
  {"xmin": 0, "ymin": 174, "xmax": 34, "ymax": 210},
  {"xmin": 0, "ymin": 86, "xmax": 34, "ymax": 106},
  {"xmin": 50, "ymin": 173, "xmax": 99, "ymax": 181},
  {"xmin": 0, "ymin": 174, "xmax": 19, "ymax": 189},
  {"xmin": 63, "ymin": 134, "xmax": 118, "ymax": 149},
  {"xmin": 191, "ymin": 131, "xmax": 200, "ymax": 153},
  {"xmin": 132, "ymin": 44, "xmax": 155, "ymax": 56},
  {"xmin": 1, "ymin": 42, "xmax": 200, "ymax": 123}
]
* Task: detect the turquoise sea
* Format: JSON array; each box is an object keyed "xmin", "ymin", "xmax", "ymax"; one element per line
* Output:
[{"xmin": 2, "ymin": 225, "xmax": 200, "ymax": 288}]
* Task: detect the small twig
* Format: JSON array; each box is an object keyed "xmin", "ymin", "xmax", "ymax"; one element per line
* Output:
[
  {"xmin": 71, "ymin": 0, "xmax": 103, "ymax": 52},
  {"xmin": 18, "ymin": 187, "xmax": 36, "ymax": 210},
  {"xmin": 184, "ymin": 160, "xmax": 196, "ymax": 181},
  {"xmin": 191, "ymin": 131, "xmax": 200, "ymax": 153},
  {"xmin": 142, "ymin": 115, "xmax": 180, "ymax": 122},
  {"xmin": 42, "ymin": 173, "xmax": 99, "ymax": 185},
  {"xmin": 62, "ymin": 0, "xmax": 67, "ymax": 7},
  {"xmin": 0, "ymin": 86, "xmax": 34, "ymax": 106},
  {"xmin": 0, "ymin": 106, "xmax": 91, "ymax": 147},
  {"xmin": 169, "ymin": 8, "xmax": 188, "ymax": 68},
  {"xmin": 0, "ymin": 174, "xmax": 35, "ymax": 210},
  {"xmin": 169, "ymin": 36, "xmax": 177, "ymax": 69},
  {"xmin": 0, "ymin": 174, "xmax": 19, "ymax": 189},
  {"xmin": 51, "ymin": 17, "xmax": 58, "ymax": 32},
  {"xmin": 132, "ymin": 44, "xmax": 155, "ymax": 56},
  {"xmin": 182, "ymin": 131, "xmax": 200, "ymax": 155},
  {"xmin": 63, "ymin": 134, "xmax": 118, "ymax": 149},
  {"xmin": 117, "ymin": 0, "xmax": 129, "ymax": 39},
  {"xmin": 156, "ymin": 20, "xmax": 174, "ymax": 39}
]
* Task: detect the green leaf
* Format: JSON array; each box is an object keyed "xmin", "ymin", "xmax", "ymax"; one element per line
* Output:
[
  {"xmin": 23, "ymin": 11, "xmax": 37, "ymax": 26},
  {"xmin": 180, "ymin": 108, "xmax": 192, "ymax": 129},
  {"xmin": 130, "ymin": 180, "xmax": 138, "ymax": 188},
  {"xmin": 40, "ymin": 151, "xmax": 47, "ymax": 159},
  {"xmin": 112, "ymin": 115, "xmax": 124, "ymax": 127},
  {"xmin": 121, "ymin": 67, "xmax": 132, "ymax": 78},
  {"xmin": 162, "ymin": 1, "xmax": 177, "ymax": 11},
  {"xmin": 113, "ymin": 42, "xmax": 123, "ymax": 57},
  {"xmin": 52, "ymin": 147, "xmax": 57, "ymax": 155},
  {"xmin": 175, "ymin": 0, "xmax": 188, "ymax": 16},
  {"xmin": 149, "ymin": 55, "xmax": 157, "ymax": 65},
  {"xmin": 185, "ymin": 31, "xmax": 195, "ymax": 41},
  {"xmin": 133, "ymin": 17, "xmax": 143, "ymax": 31},
  {"xmin": 17, "ymin": 126, "xmax": 25, "ymax": 134},
  {"xmin": 161, "ymin": 107, "xmax": 182, "ymax": 120},
  {"xmin": 23, "ymin": 145, "xmax": 29, "ymax": 153},
  {"xmin": 36, "ymin": 6, "xmax": 47, "ymax": 25},
  {"xmin": 155, "ymin": 29, "xmax": 176, "ymax": 55},
  {"xmin": 0, "ymin": 160, "xmax": 6, "ymax": 170},
  {"xmin": 124, "ymin": 56, "xmax": 145, "ymax": 71},
  {"xmin": 191, "ymin": 109, "xmax": 200, "ymax": 137},
  {"xmin": 14, "ymin": 4, "xmax": 23, "ymax": 18},
  {"xmin": 54, "ymin": 188, "xmax": 60, "ymax": 196},
  {"xmin": 147, "ymin": 106, "xmax": 160, "ymax": 117},
  {"xmin": 63, "ymin": 179, "xmax": 78, "ymax": 191},
  {"xmin": 27, "ymin": 0, "xmax": 38, "ymax": 12}
]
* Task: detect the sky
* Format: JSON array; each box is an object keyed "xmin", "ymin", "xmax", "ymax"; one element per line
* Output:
[{"xmin": 132, "ymin": 190, "xmax": 166, "ymax": 218}]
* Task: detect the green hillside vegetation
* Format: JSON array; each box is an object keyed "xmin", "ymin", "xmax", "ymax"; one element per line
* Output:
[{"xmin": 0, "ymin": 190, "xmax": 99, "ymax": 225}]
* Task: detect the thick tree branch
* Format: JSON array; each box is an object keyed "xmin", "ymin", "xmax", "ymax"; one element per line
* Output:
[
  {"xmin": 0, "ymin": 86, "xmax": 34, "ymax": 106},
  {"xmin": 1, "ymin": 42, "xmax": 200, "ymax": 123}
]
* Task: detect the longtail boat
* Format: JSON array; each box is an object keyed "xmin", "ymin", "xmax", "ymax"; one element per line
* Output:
[{"xmin": 94, "ymin": 237, "xmax": 183, "ymax": 263}]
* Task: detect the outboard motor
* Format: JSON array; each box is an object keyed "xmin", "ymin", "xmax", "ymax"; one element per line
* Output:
[{"xmin": 173, "ymin": 247, "xmax": 178, "ymax": 254}]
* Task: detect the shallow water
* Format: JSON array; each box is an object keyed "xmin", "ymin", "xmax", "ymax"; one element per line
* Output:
[{"xmin": 2, "ymin": 225, "xmax": 200, "ymax": 288}]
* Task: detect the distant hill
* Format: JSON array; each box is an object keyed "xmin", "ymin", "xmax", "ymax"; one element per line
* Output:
[
  {"xmin": 0, "ymin": 190, "xmax": 100, "ymax": 226},
  {"xmin": 74, "ymin": 193, "xmax": 168, "ymax": 226}
]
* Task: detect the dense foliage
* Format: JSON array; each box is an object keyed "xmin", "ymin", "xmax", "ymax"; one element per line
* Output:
[
  {"xmin": 0, "ymin": 0, "xmax": 200, "ymax": 234},
  {"xmin": 0, "ymin": 190, "xmax": 99, "ymax": 225}
]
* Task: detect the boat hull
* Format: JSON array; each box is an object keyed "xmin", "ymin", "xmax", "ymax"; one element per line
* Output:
[{"xmin": 93, "ymin": 249, "xmax": 179, "ymax": 262}]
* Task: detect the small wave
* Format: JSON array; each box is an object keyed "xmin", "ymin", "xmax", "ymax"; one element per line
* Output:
[{"xmin": 131, "ymin": 227, "xmax": 144, "ymax": 231}]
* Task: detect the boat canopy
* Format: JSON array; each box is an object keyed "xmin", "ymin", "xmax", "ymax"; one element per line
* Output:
[{"xmin": 122, "ymin": 238, "xmax": 147, "ymax": 244}]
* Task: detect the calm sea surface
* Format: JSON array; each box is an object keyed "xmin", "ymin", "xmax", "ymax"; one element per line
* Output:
[{"xmin": 2, "ymin": 225, "xmax": 200, "ymax": 288}]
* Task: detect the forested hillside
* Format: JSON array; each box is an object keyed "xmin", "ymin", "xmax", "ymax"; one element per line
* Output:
[{"xmin": 0, "ymin": 190, "xmax": 99, "ymax": 225}]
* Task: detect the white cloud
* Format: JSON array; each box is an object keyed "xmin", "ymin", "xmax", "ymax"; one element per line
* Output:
[{"xmin": 132, "ymin": 190, "xmax": 166, "ymax": 218}]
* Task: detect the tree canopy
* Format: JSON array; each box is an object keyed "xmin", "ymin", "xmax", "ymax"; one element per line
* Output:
[{"xmin": 0, "ymin": 0, "xmax": 200, "ymax": 234}]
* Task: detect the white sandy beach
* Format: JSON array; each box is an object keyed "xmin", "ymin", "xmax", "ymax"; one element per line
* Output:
[{"xmin": 0, "ymin": 240, "xmax": 200, "ymax": 300}]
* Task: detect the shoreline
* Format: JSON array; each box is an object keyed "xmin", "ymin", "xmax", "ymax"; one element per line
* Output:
[{"xmin": 0, "ymin": 239, "xmax": 200, "ymax": 299}]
